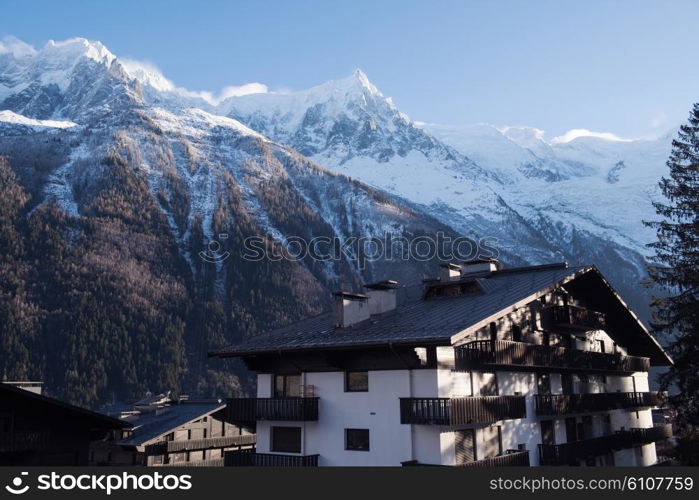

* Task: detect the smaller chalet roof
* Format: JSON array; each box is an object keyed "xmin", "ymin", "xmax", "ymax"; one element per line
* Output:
[
  {"xmin": 0, "ymin": 383, "xmax": 131, "ymax": 429},
  {"xmin": 118, "ymin": 402, "xmax": 224, "ymax": 446}
]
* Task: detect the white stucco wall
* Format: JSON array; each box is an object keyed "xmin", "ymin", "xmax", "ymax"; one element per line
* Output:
[
  {"xmin": 256, "ymin": 370, "xmax": 432, "ymax": 466},
  {"xmin": 252, "ymin": 352, "xmax": 659, "ymax": 466}
]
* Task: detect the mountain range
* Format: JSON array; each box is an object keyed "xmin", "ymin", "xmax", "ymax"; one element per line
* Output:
[{"xmin": 0, "ymin": 37, "xmax": 675, "ymax": 405}]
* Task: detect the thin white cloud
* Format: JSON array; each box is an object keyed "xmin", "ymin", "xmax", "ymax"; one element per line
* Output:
[
  {"xmin": 551, "ymin": 128, "xmax": 634, "ymax": 144},
  {"xmin": 121, "ymin": 58, "xmax": 176, "ymax": 92},
  {"xmin": 121, "ymin": 58, "xmax": 267, "ymax": 105},
  {"xmin": 0, "ymin": 35, "xmax": 37, "ymax": 58},
  {"xmin": 218, "ymin": 83, "xmax": 269, "ymax": 100}
]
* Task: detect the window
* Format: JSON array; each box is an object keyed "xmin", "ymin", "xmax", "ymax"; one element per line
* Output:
[
  {"xmin": 541, "ymin": 420, "xmax": 556, "ymax": 445},
  {"xmin": 274, "ymin": 374, "xmax": 301, "ymax": 398},
  {"xmin": 565, "ymin": 417, "xmax": 577, "ymax": 442},
  {"xmin": 537, "ymin": 373, "xmax": 551, "ymax": 395},
  {"xmin": 345, "ymin": 429, "xmax": 370, "ymax": 451},
  {"xmin": 511, "ymin": 325, "xmax": 522, "ymax": 342},
  {"xmin": 561, "ymin": 374, "xmax": 574, "ymax": 394},
  {"xmin": 271, "ymin": 426, "xmax": 302, "ymax": 453},
  {"xmin": 345, "ymin": 371, "xmax": 369, "ymax": 392}
]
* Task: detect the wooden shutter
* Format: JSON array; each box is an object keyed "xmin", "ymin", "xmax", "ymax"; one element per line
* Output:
[{"xmin": 455, "ymin": 429, "xmax": 476, "ymax": 464}]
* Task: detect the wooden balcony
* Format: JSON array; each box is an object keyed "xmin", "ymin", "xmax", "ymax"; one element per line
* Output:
[
  {"xmin": 456, "ymin": 340, "xmax": 650, "ymax": 375},
  {"xmin": 627, "ymin": 424, "xmax": 673, "ymax": 444},
  {"xmin": 403, "ymin": 450, "xmax": 530, "ymax": 467},
  {"xmin": 459, "ymin": 450, "xmax": 530, "ymax": 467},
  {"xmin": 535, "ymin": 392, "xmax": 666, "ymax": 416},
  {"xmin": 145, "ymin": 433, "xmax": 256, "ymax": 455},
  {"xmin": 0, "ymin": 431, "xmax": 51, "ymax": 453},
  {"xmin": 546, "ymin": 304, "xmax": 606, "ymax": 330},
  {"xmin": 226, "ymin": 397, "xmax": 319, "ymax": 423},
  {"xmin": 539, "ymin": 433, "xmax": 627, "ymax": 465},
  {"xmin": 158, "ymin": 458, "xmax": 225, "ymax": 467},
  {"xmin": 224, "ymin": 448, "xmax": 319, "ymax": 467},
  {"xmin": 539, "ymin": 425, "xmax": 673, "ymax": 465},
  {"xmin": 399, "ymin": 396, "xmax": 526, "ymax": 426}
]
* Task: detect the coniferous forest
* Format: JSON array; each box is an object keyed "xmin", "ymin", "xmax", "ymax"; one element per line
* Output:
[
  {"xmin": 0, "ymin": 126, "xmax": 456, "ymax": 408},
  {"xmin": 646, "ymin": 103, "xmax": 699, "ymax": 464}
]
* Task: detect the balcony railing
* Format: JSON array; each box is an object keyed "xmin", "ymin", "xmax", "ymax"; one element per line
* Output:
[
  {"xmin": 158, "ymin": 458, "xmax": 225, "ymax": 467},
  {"xmin": 145, "ymin": 433, "xmax": 256, "ymax": 455},
  {"xmin": 403, "ymin": 450, "xmax": 530, "ymax": 467},
  {"xmin": 546, "ymin": 305, "xmax": 606, "ymax": 330},
  {"xmin": 535, "ymin": 392, "xmax": 666, "ymax": 416},
  {"xmin": 539, "ymin": 425, "xmax": 673, "ymax": 465},
  {"xmin": 224, "ymin": 448, "xmax": 319, "ymax": 467},
  {"xmin": 539, "ymin": 434, "xmax": 627, "ymax": 465},
  {"xmin": 400, "ymin": 396, "xmax": 526, "ymax": 426},
  {"xmin": 227, "ymin": 397, "xmax": 319, "ymax": 423},
  {"xmin": 459, "ymin": 450, "xmax": 530, "ymax": 467},
  {"xmin": 456, "ymin": 340, "xmax": 650, "ymax": 374},
  {"xmin": 627, "ymin": 424, "xmax": 673, "ymax": 444},
  {"xmin": 0, "ymin": 431, "xmax": 51, "ymax": 453}
]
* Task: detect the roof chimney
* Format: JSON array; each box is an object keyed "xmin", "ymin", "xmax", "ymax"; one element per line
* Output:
[
  {"xmin": 364, "ymin": 280, "xmax": 398, "ymax": 315},
  {"xmin": 439, "ymin": 263, "xmax": 462, "ymax": 282},
  {"xmin": 461, "ymin": 258, "xmax": 502, "ymax": 278},
  {"xmin": 332, "ymin": 292, "xmax": 370, "ymax": 328}
]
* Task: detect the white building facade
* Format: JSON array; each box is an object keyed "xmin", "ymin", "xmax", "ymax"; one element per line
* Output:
[{"xmin": 212, "ymin": 262, "xmax": 672, "ymax": 467}]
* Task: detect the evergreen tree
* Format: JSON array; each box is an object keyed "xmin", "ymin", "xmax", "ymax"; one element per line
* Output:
[{"xmin": 645, "ymin": 103, "xmax": 699, "ymax": 464}]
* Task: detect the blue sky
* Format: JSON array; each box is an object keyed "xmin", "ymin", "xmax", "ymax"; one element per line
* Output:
[{"xmin": 2, "ymin": 0, "xmax": 698, "ymax": 139}]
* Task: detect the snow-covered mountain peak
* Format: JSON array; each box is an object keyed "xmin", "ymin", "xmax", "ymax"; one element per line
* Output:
[
  {"xmin": 500, "ymin": 126, "xmax": 548, "ymax": 150},
  {"xmin": 218, "ymin": 68, "xmax": 479, "ymax": 169},
  {"xmin": 40, "ymin": 38, "xmax": 116, "ymax": 68},
  {"xmin": 0, "ymin": 37, "xmax": 142, "ymax": 121},
  {"xmin": 323, "ymin": 68, "xmax": 381, "ymax": 98}
]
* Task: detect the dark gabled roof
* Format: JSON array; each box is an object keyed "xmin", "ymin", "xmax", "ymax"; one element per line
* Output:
[
  {"xmin": 364, "ymin": 280, "xmax": 399, "ymax": 290},
  {"xmin": 439, "ymin": 263, "xmax": 462, "ymax": 270},
  {"xmin": 210, "ymin": 264, "xmax": 582, "ymax": 356},
  {"xmin": 0, "ymin": 383, "xmax": 131, "ymax": 429},
  {"xmin": 463, "ymin": 257, "xmax": 500, "ymax": 264},
  {"xmin": 332, "ymin": 291, "xmax": 368, "ymax": 300},
  {"xmin": 208, "ymin": 263, "xmax": 672, "ymax": 365},
  {"xmin": 118, "ymin": 402, "xmax": 224, "ymax": 446}
]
